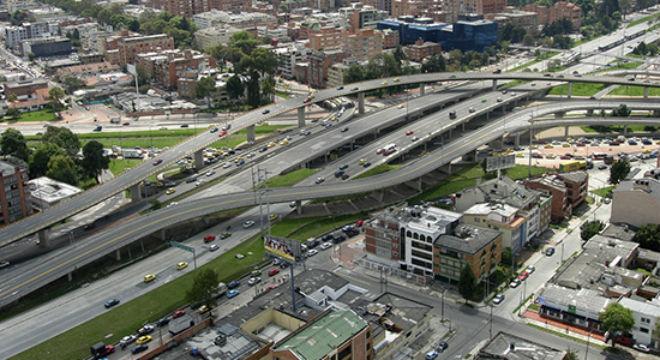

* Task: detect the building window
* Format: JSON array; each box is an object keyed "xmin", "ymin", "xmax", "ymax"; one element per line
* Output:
[
  {"xmin": 406, "ymin": 230, "xmax": 412, "ymax": 238},
  {"xmin": 413, "ymin": 233, "xmax": 419, "ymax": 240},
  {"xmin": 640, "ymin": 327, "xmax": 649, "ymax": 333}
]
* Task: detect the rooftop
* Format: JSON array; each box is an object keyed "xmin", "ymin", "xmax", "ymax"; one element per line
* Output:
[
  {"xmin": 619, "ymin": 297, "xmax": 660, "ymax": 318},
  {"xmin": 434, "ymin": 224, "xmax": 500, "ymax": 254},
  {"xmin": 464, "ymin": 202, "xmax": 518, "ymax": 219},
  {"xmin": 558, "ymin": 171, "xmax": 588, "ymax": 184},
  {"xmin": 272, "ymin": 309, "xmax": 368, "ymax": 360},
  {"xmin": 539, "ymin": 284, "xmax": 611, "ymax": 316},
  {"xmin": 28, "ymin": 176, "xmax": 82, "ymax": 204},
  {"xmin": 477, "ymin": 331, "xmax": 566, "ymax": 360},
  {"xmin": 601, "ymin": 224, "xmax": 635, "ymax": 242}
]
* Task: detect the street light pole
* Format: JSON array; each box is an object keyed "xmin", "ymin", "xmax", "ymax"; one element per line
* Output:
[{"xmin": 441, "ymin": 290, "xmax": 445, "ymax": 321}]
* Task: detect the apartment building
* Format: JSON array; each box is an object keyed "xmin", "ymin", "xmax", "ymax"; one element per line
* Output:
[
  {"xmin": 22, "ymin": 36, "xmax": 72, "ymax": 58},
  {"xmin": 487, "ymin": 10, "xmax": 539, "ymax": 31},
  {"xmin": 404, "ymin": 38, "xmax": 442, "ymax": 61},
  {"xmin": 462, "ymin": 203, "xmax": 525, "ymax": 253},
  {"xmin": 433, "ymin": 224, "xmax": 502, "ymax": 282},
  {"xmin": 525, "ymin": 176, "xmax": 571, "ymax": 222},
  {"xmin": 612, "ymin": 178, "xmax": 660, "ymax": 227},
  {"xmin": 192, "ymin": 10, "xmax": 275, "ymax": 30},
  {"xmin": 343, "ymin": 5, "xmax": 389, "ymax": 32},
  {"xmin": 194, "ymin": 26, "xmax": 240, "ymax": 50},
  {"xmin": 619, "ymin": 297, "xmax": 660, "ymax": 347},
  {"xmin": 136, "ymin": 49, "xmax": 214, "ymax": 89},
  {"xmin": 0, "ymin": 158, "xmax": 32, "ymax": 225},
  {"xmin": 343, "ymin": 28, "xmax": 384, "ymax": 61},
  {"xmin": 149, "ymin": 0, "xmax": 250, "ymax": 18},
  {"xmin": 308, "ymin": 48, "xmax": 345, "ymax": 88},
  {"xmin": 308, "ymin": 27, "xmax": 344, "ymax": 50},
  {"xmin": 104, "ymin": 32, "xmax": 175, "ymax": 67},
  {"xmin": 275, "ymin": 43, "xmax": 310, "ymax": 79},
  {"xmin": 4, "ymin": 22, "xmax": 55, "ymax": 49},
  {"xmin": 523, "ymin": 1, "xmax": 581, "ymax": 29}
]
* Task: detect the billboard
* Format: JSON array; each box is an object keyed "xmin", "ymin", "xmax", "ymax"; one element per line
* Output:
[
  {"xmin": 486, "ymin": 154, "xmax": 515, "ymax": 172},
  {"xmin": 264, "ymin": 236, "xmax": 301, "ymax": 263}
]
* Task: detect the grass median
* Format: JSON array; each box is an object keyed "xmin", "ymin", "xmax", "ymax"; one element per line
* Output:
[
  {"xmin": 263, "ymin": 168, "xmax": 317, "ymax": 188},
  {"xmin": 354, "ymin": 163, "xmax": 400, "ymax": 179}
]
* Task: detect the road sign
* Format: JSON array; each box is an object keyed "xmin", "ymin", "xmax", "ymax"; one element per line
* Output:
[
  {"xmin": 126, "ymin": 63, "xmax": 137, "ymax": 76},
  {"xmin": 264, "ymin": 236, "xmax": 301, "ymax": 263},
  {"xmin": 169, "ymin": 241, "xmax": 194, "ymax": 253},
  {"xmin": 486, "ymin": 154, "xmax": 515, "ymax": 172}
]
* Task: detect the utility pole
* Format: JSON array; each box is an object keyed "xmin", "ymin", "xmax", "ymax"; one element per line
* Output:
[
  {"xmin": 489, "ymin": 304, "xmax": 493, "ymax": 340},
  {"xmin": 585, "ymin": 327, "xmax": 591, "ymax": 360},
  {"xmin": 441, "ymin": 290, "xmax": 445, "ymax": 321}
]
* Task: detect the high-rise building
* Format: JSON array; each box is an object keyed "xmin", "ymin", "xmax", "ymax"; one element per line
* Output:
[{"xmin": 0, "ymin": 158, "xmax": 32, "ymax": 226}]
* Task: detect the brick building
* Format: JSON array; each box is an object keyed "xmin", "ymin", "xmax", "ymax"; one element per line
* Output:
[
  {"xmin": 104, "ymin": 32, "xmax": 175, "ymax": 67},
  {"xmin": 523, "ymin": 1, "xmax": 581, "ymax": 29},
  {"xmin": 432, "ymin": 224, "xmax": 502, "ymax": 282},
  {"xmin": 0, "ymin": 158, "xmax": 32, "ymax": 225},
  {"xmin": 308, "ymin": 48, "xmax": 345, "ymax": 88},
  {"xmin": 343, "ymin": 28, "xmax": 384, "ymax": 61},
  {"xmin": 404, "ymin": 38, "xmax": 442, "ymax": 61},
  {"xmin": 524, "ymin": 171, "xmax": 588, "ymax": 222},
  {"xmin": 136, "ymin": 49, "xmax": 215, "ymax": 89},
  {"xmin": 308, "ymin": 27, "xmax": 344, "ymax": 51}
]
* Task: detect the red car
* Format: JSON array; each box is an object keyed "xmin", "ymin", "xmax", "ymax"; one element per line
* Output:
[
  {"xmin": 203, "ymin": 234, "xmax": 216, "ymax": 243},
  {"xmin": 517, "ymin": 272, "xmax": 529, "ymax": 281},
  {"xmin": 405, "ymin": 130, "xmax": 414, "ymax": 136},
  {"xmin": 218, "ymin": 130, "xmax": 228, "ymax": 137},
  {"xmin": 172, "ymin": 309, "xmax": 186, "ymax": 319},
  {"xmin": 355, "ymin": 219, "xmax": 364, "ymax": 227},
  {"xmin": 268, "ymin": 268, "xmax": 280, "ymax": 277},
  {"xmin": 376, "ymin": 148, "xmax": 384, "ymax": 155}
]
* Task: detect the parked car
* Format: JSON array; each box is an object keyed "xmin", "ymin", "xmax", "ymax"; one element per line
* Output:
[
  {"xmin": 320, "ymin": 242, "xmax": 332, "ymax": 250},
  {"xmin": 306, "ymin": 249, "xmax": 318, "ymax": 257},
  {"xmin": 436, "ymin": 341, "xmax": 448, "ymax": 352},
  {"xmin": 509, "ymin": 279, "xmax": 521, "ymax": 288},
  {"xmin": 268, "ymin": 268, "xmax": 281, "ymax": 277},
  {"xmin": 526, "ymin": 265, "xmax": 535, "ymax": 274},
  {"xmin": 545, "ymin": 247, "xmax": 555, "ymax": 256},
  {"xmin": 132, "ymin": 345, "xmax": 148, "ymax": 354},
  {"xmin": 138, "ymin": 324, "xmax": 155, "ymax": 335},
  {"xmin": 425, "ymin": 350, "xmax": 439, "ymax": 360},
  {"xmin": 633, "ymin": 343, "xmax": 650, "ymax": 352},
  {"xmin": 226, "ymin": 289, "xmax": 240, "ymax": 298},
  {"xmin": 172, "ymin": 309, "xmax": 186, "ymax": 318},
  {"xmin": 228, "ymin": 280, "xmax": 240, "ymax": 289},
  {"xmin": 136, "ymin": 335, "xmax": 152, "ymax": 345},
  {"xmin": 517, "ymin": 272, "xmax": 529, "ymax": 281}
]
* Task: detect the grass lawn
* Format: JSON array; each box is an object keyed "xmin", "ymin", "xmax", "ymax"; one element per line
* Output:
[
  {"xmin": 270, "ymin": 214, "xmax": 365, "ymax": 242},
  {"xmin": 592, "ymin": 186, "xmax": 614, "ymax": 198},
  {"xmin": 4, "ymin": 109, "xmax": 58, "ymax": 122},
  {"xmin": 263, "ymin": 168, "xmax": 317, "ymax": 188},
  {"xmin": 581, "ymin": 124, "xmax": 653, "ymax": 133},
  {"xmin": 108, "ymin": 159, "xmax": 143, "ymax": 176},
  {"xmin": 354, "ymin": 164, "xmax": 401, "ymax": 179},
  {"xmin": 610, "ymin": 85, "xmax": 660, "ymax": 97},
  {"xmin": 549, "ymin": 83, "xmax": 606, "ymax": 96},
  {"xmin": 508, "ymin": 51, "xmax": 559, "ymax": 72},
  {"xmin": 627, "ymin": 12, "xmax": 660, "ymax": 28},
  {"xmin": 411, "ymin": 164, "xmax": 550, "ymax": 203},
  {"xmin": 14, "ymin": 235, "xmax": 266, "ymax": 360}
]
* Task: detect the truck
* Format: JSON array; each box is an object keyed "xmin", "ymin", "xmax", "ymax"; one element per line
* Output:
[
  {"xmin": 168, "ymin": 314, "xmax": 195, "ymax": 335},
  {"xmin": 90, "ymin": 342, "xmax": 115, "ymax": 359}
]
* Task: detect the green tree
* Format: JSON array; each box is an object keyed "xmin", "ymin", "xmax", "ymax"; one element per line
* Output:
[
  {"xmin": 580, "ymin": 220, "xmax": 604, "ymax": 241},
  {"xmin": 5, "ymin": 107, "xmax": 19, "ymax": 120},
  {"xmin": 458, "ymin": 264, "xmax": 477, "ymax": 303},
  {"xmin": 0, "ymin": 128, "xmax": 29, "ymax": 161},
  {"xmin": 62, "ymin": 76, "xmax": 85, "ymax": 94},
  {"xmin": 29, "ymin": 143, "xmax": 65, "ymax": 178},
  {"xmin": 609, "ymin": 159, "xmax": 630, "ymax": 184},
  {"xmin": 229, "ymin": 31, "xmax": 258, "ymax": 54},
  {"xmin": 421, "ymin": 54, "xmax": 446, "ymax": 73},
  {"xmin": 565, "ymin": 350, "xmax": 578, "ymax": 360},
  {"xmin": 185, "ymin": 268, "xmax": 219, "ymax": 307},
  {"xmin": 226, "ymin": 75, "xmax": 244, "ymax": 101},
  {"xmin": 261, "ymin": 76, "xmax": 276, "ymax": 102},
  {"xmin": 633, "ymin": 224, "xmax": 660, "ymax": 251},
  {"xmin": 42, "ymin": 126, "xmax": 80, "ymax": 158},
  {"xmin": 48, "ymin": 87, "xmax": 66, "ymax": 111},
  {"xmin": 46, "ymin": 154, "xmax": 79, "ymax": 185},
  {"xmin": 195, "ymin": 76, "xmax": 216, "ymax": 106},
  {"xmin": 344, "ymin": 64, "xmax": 365, "ymax": 84},
  {"xmin": 613, "ymin": 104, "xmax": 631, "ymax": 117},
  {"xmin": 599, "ymin": 303, "xmax": 634, "ymax": 347},
  {"xmin": 81, "ymin": 140, "xmax": 109, "ymax": 181},
  {"xmin": 393, "ymin": 45, "xmax": 407, "ymax": 63}
]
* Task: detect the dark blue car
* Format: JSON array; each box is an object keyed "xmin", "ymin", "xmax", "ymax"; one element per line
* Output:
[
  {"xmin": 228, "ymin": 280, "xmax": 240, "ymax": 289},
  {"xmin": 104, "ymin": 298, "xmax": 120, "ymax": 309},
  {"xmin": 132, "ymin": 345, "xmax": 148, "ymax": 354}
]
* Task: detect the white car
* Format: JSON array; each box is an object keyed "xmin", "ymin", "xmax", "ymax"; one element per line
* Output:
[
  {"xmin": 306, "ymin": 249, "xmax": 318, "ymax": 257},
  {"xmin": 320, "ymin": 242, "xmax": 332, "ymax": 250},
  {"xmin": 242, "ymin": 220, "xmax": 255, "ymax": 229},
  {"xmin": 206, "ymin": 171, "xmax": 215, "ymax": 177},
  {"xmin": 247, "ymin": 277, "xmax": 261, "ymax": 286},
  {"xmin": 633, "ymin": 343, "xmax": 650, "ymax": 352},
  {"xmin": 222, "ymin": 163, "xmax": 231, "ymax": 169},
  {"xmin": 209, "ymin": 244, "xmax": 219, "ymax": 252}
]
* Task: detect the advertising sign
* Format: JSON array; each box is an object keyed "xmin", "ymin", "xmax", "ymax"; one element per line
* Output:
[
  {"xmin": 486, "ymin": 154, "xmax": 515, "ymax": 172},
  {"xmin": 264, "ymin": 236, "xmax": 301, "ymax": 263}
]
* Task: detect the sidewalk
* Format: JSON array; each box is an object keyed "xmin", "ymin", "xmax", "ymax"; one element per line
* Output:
[{"xmin": 523, "ymin": 310, "xmax": 607, "ymax": 345}]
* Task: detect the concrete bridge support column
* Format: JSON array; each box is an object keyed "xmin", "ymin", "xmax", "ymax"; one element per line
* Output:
[
  {"xmin": 68, "ymin": 272, "xmax": 73, "ymax": 282},
  {"xmin": 194, "ymin": 149, "xmax": 204, "ymax": 170},
  {"xmin": 587, "ymin": 109, "xmax": 594, "ymax": 116},
  {"xmin": 295, "ymin": 200, "xmax": 302, "ymax": 215},
  {"xmin": 564, "ymin": 126, "xmax": 569, "ymax": 138},
  {"xmin": 246, "ymin": 125, "xmax": 256, "ymax": 143},
  {"xmin": 555, "ymin": 111, "xmax": 565, "ymax": 119},
  {"xmin": 624, "ymin": 125, "xmax": 629, "ymax": 135},
  {"xmin": 38, "ymin": 228, "xmax": 51, "ymax": 248},
  {"xmin": 357, "ymin": 92, "xmax": 365, "ymax": 114},
  {"xmin": 462, "ymin": 123, "xmax": 466, "ymax": 133},
  {"xmin": 492, "ymin": 79, "xmax": 497, "ymax": 91},
  {"xmin": 116, "ymin": 249, "xmax": 122, "ymax": 261},
  {"xmin": 644, "ymin": 87, "xmax": 649, "ymax": 99},
  {"xmin": 297, "ymin": 107, "xmax": 305, "ymax": 128},
  {"xmin": 130, "ymin": 183, "xmax": 142, "ymax": 202},
  {"xmin": 419, "ymin": 84, "xmax": 425, "ymax": 95},
  {"xmin": 515, "ymin": 134, "xmax": 521, "ymax": 147},
  {"xmin": 567, "ymin": 82, "xmax": 573, "ymax": 99}
]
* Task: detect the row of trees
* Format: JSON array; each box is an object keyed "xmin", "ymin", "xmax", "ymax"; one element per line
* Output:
[
  {"xmin": 207, "ymin": 32, "xmax": 278, "ymax": 108},
  {"xmin": 0, "ymin": 127, "xmax": 108, "ymax": 186},
  {"xmin": 632, "ymin": 41, "xmax": 660, "ymax": 57}
]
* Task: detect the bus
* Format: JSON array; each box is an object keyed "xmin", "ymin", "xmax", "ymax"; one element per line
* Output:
[{"xmin": 559, "ymin": 161, "xmax": 586, "ymax": 172}]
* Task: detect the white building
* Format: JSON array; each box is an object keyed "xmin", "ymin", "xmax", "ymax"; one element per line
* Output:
[
  {"xmin": 619, "ymin": 297, "xmax": 660, "ymax": 347},
  {"xmin": 194, "ymin": 26, "xmax": 240, "ymax": 50},
  {"xmin": 192, "ymin": 10, "xmax": 276, "ymax": 30},
  {"xmin": 4, "ymin": 22, "xmax": 55, "ymax": 49},
  {"xmin": 612, "ymin": 178, "xmax": 660, "ymax": 227},
  {"xmin": 274, "ymin": 43, "xmax": 310, "ymax": 79},
  {"xmin": 28, "ymin": 176, "xmax": 82, "ymax": 210}
]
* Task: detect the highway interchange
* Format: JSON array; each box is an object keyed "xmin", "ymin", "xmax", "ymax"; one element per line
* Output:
[{"xmin": 0, "ymin": 18, "xmax": 658, "ymax": 359}]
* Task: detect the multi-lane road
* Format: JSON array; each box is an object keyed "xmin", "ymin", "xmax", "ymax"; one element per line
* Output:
[{"xmin": 0, "ymin": 71, "xmax": 658, "ymax": 248}]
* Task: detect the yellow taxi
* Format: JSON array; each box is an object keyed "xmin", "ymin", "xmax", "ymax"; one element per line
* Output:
[
  {"xmin": 381, "ymin": 81, "xmax": 388, "ymax": 85},
  {"xmin": 279, "ymin": 139, "xmax": 289, "ymax": 146},
  {"xmin": 269, "ymin": 213, "xmax": 278, "ymax": 221},
  {"xmin": 393, "ymin": 78, "xmax": 400, "ymax": 83},
  {"xmin": 176, "ymin": 261, "xmax": 188, "ymax": 270},
  {"xmin": 267, "ymin": 141, "xmax": 277, "ymax": 148},
  {"xmin": 359, "ymin": 158, "xmax": 367, "ymax": 166},
  {"xmin": 143, "ymin": 274, "xmax": 156, "ymax": 283},
  {"xmin": 166, "ymin": 188, "xmax": 176, "ymax": 195},
  {"xmin": 136, "ymin": 335, "xmax": 152, "ymax": 345}
]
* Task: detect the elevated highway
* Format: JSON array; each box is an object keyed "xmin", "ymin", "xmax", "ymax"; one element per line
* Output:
[
  {"xmin": 0, "ymin": 71, "xmax": 658, "ymax": 248},
  {"xmin": 1, "ymin": 99, "xmax": 659, "ymax": 308}
]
